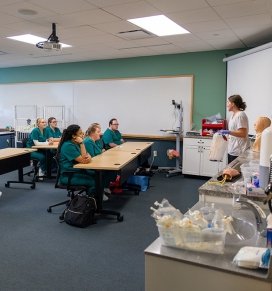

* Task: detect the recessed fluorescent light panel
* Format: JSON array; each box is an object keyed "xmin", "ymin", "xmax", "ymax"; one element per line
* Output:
[
  {"xmin": 128, "ymin": 15, "xmax": 190, "ymax": 36},
  {"xmin": 7, "ymin": 34, "xmax": 71, "ymax": 48}
]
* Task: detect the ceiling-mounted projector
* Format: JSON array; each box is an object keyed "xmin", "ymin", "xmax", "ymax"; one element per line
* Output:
[{"xmin": 36, "ymin": 23, "xmax": 62, "ymax": 50}]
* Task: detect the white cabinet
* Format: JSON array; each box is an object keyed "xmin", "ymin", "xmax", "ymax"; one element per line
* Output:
[{"xmin": 182, "ymin": 137, "xmax": 226, "ymax": 177}]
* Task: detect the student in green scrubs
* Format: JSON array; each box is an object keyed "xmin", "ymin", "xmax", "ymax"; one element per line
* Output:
[
  {"xmin": 84, "ymin": 123, "xmax": 114, "ymax": 200},
  {"xmin": 45, "ymin": 117, "xmax": 62, "ymax": 142},
  {"xmin": 26, "ymin": 118, "xmax": 51, "ymax": 175},
  {"xmin": 84, "ymin": 123, "xmax": 104, "ymax": 157},
  {"xmin": 57, "ymin": 124, "xmax": 95, "ymax": 196},
  {"xmin": 102, "ymin": 118, "xmax": 124, "ymax": 150}
]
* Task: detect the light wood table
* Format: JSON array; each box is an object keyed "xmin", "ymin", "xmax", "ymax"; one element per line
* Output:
[
  {"xmin": 74, "ymin": 142, "xmax": 153, "ymax": 219},
  {"xmin": 0, "ymin": 148, "xmax": 37, "ymax": 189},
  {"xmin": 110, "ymin": 142, "xmax": 153, "ymax": 152}
]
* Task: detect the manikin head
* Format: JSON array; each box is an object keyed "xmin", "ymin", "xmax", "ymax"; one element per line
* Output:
[{"xmin": 254, "ymin": 116, "xmax": 271, "ymax": 134}]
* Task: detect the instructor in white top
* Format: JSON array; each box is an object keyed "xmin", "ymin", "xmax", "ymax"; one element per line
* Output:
[{"xmin": 220, "ymin": 94, "xmax": 249, "ymax": 164}]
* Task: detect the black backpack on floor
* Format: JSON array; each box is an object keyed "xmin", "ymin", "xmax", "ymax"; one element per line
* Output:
[{"xmin": 60, "ymin": 194, "xmax": 97, "ymax": 228}]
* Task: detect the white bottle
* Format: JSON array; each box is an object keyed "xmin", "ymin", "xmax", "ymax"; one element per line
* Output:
[
  {"xmin": 259, "ymin": 126, "xmax": 272, "ymax": 188},
  {"xmin": 212, "ymin": 209, "xmax": 224, "ymax": 230}
]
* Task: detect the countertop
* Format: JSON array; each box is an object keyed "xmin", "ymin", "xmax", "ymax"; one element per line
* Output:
[
  {"xmin": 199, "ymin": 150, "xmax": 266, "ymax": 202},
  {"xmin": 0, "ymin": 131, "xmax": 15, "ymax": 135},
  {"xmin": 145, "ymin": 202, "xmax": 271, "ymax": 282},
  {"xmin": 184, "ymin": 135, "xmax": 213, "ymax": 139}
]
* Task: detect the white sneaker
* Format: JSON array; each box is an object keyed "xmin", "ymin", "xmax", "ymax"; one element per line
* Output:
[
  {"xmin": 103, "ymin": 194, "xmax": 109, "ymax": 201},
  {"xmin": 38, "ymin": 168, "xmax": 45, "ymax": 177},
  {"xmin": 104, "ymin": 188, "xmax": 111, "ymax": 195}
]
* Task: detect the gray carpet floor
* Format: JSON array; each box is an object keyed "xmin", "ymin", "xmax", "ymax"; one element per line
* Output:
[{"xmin": 0, "ymin": 170, "xmax": 205, "ymax": 291}]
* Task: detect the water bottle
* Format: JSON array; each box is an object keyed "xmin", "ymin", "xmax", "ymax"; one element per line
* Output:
[{"xmin": 211, "ymin": 209, "xmax": 224, "ymax": 230}]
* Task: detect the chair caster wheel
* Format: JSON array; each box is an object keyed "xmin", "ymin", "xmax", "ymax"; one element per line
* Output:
[
  {"xmin": 47, "ymin": 207, "xmax": 52, "ymax": 213},
  {"xmin": 117, "ymin": 215, "xmax": 124, "ymax": 222}
]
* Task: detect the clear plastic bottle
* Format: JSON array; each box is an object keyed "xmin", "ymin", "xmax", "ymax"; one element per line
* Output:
[{"xmin": 211, "ymin": 209, "xmax": 224, "ymax": 230}]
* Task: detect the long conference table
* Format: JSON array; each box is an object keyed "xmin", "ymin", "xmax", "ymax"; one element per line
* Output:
[
  {"xmin": 0, "ymin": 148, "xmax": 37, "ymax": 189},
  {"xmin": 74, "ymin": 142, "xmax": 153, "ymax": 219}
]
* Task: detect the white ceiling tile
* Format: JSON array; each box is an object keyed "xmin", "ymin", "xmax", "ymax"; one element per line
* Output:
[
  {"xmin": 206, "ymin": 39, "xmax": 245, "ymax": 49},
  {"xmin": 148, "ymin": 43, "xmax": 187, "ymax": 54},
  {"xmin": 60, "ymin": 9, "xmax": 120, "ymax": 26},
  {"xmin": 85, "ymin": 0, "xmax": 137, "ymax": 8},
  {"xmin": 226, "ymin": 13, "xmax": 272, "ymax": 29},
  {"xmin": 0, "ymin": 1, "xmax": 56, "ymax": 19},
  {"xmin": 206, "ymin": 0, "xmax": 252, "ymax": 6},
  {"xmin": 213, "ymin": 0, "xmax": 269, "ymax": 18},
  {"xmin": 91, "ymin": 20, "xmax": 137, "ymax": 34},
  {"xmin": 28, "ymin": 0, "xmax": 97, "ymax": 14},
  {"xmin": 147, "ymin": 0, "xmax": 209, "ymax": 13},
  {"xmin": 169, "ymin": 7, "xmax": 221, "ymax": 24},
  {"xmin": 102, "ymin": 1, "xmax": 161, "ymax": 19},
  {"xmin": 183, "ymin": 19, "xmax": 228, "ymax": 33}
]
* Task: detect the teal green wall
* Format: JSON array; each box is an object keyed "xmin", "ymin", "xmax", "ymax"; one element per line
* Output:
[{"xmin": 0, "ymin": 49, "xmax": 242, "ymax": 130}]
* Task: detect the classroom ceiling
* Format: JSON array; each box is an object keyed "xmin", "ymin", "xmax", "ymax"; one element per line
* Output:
[{"xmin": 0, "ymin": 0, "xmax": 271, "ymax": 68}]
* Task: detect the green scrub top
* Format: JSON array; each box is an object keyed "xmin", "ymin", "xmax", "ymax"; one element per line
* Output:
[
  {"xmin": 96, "ymin": 139, "xmax": 104, "ymax": 151},
  {"xmin": 102, "ymin": 128, "xmax": 122, "ymax": 149},
  {"xmin": 59, "ymin": 140, "xmax": 95, "ymax": 193},
  {"xmin": 83, "ymin": 137, "xmax": 102, "ymax": 157},
  {"xmin": 26, "ymin": 127, "xmax": 47, "ymax": 148},
  {"xmin": 45, "ymin": 126, "xmax": 62, "ymax": 139}
]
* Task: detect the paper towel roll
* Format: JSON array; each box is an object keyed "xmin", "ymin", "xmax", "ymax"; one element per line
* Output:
[
  {"xmin": 260, "ymin": 127, "xmax": 272, "ymax": 167},
  {"xmin": 259, "ymin": 126, "xmax": 272, "ymax": 188}
]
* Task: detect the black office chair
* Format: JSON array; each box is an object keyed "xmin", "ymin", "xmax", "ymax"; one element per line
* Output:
[
  {"xmin": 47, "ymin": 156, "xmax": 88, "ymax": 213},
  {"xmin": 47, "ymin": 156, "xmax": 124, "ymax": 222}
]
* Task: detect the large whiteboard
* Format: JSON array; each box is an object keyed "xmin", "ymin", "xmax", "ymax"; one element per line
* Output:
[
  {"xmin": 0, "ymin": 76, "xmax": 193, "ymax": 136},
  {"xmin": 225, "ymin": 43, "xmax": 272, "ymax": 135}
]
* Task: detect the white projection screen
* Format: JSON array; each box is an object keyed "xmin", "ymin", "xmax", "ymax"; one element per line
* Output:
[{"xmin": 225, "ymin": 43, "xmax": 272, "ymax": 135}]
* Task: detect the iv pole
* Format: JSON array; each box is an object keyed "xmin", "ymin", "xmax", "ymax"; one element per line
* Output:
[{"xmin": 160, "ymin": 100, "xmax": 183, "ymax": 178}]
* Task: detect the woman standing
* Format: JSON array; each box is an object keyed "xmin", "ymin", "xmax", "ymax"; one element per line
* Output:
[
  {"xmin": 58, "ymin": 124, "xmax": 95, "ymax": 196},
  {"xmin": 220, "ymin": 95, "xmax": 249, "ymax": 164}
]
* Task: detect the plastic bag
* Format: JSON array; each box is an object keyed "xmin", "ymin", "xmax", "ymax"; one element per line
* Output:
[
  {"xmin": 209, "ymin": 133, "xmax": 228, "ymax": 161},
  {"xmin": 150, "ymin": 199, "xmax": 182, "ymax": 224}
]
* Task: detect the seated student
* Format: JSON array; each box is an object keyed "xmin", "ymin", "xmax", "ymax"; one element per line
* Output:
[
  {"xmin": 26, "ymin": 118, "xmax": 52, "ymax": 176},
  {"xmin": 84, "ymin": 123, "xmax": 113, "ymax": 201},
  {"xmin": 58, "ymin": 124, "xmax": 95, "ymax": 196},
  {"xmin": 86, "ymin": 122, "xmax": 105, "ymax": 153},
  {"xmin": 102, "ymin": 118, "xmax": 124, "ymax": 149},
  {"xmin": 45, "ymin": 117, "xmax": 62, "ymax": 142}
]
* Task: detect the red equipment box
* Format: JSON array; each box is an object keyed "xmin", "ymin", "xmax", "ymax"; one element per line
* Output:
[{"xmin": 202, "ymin": 119, "xmax": 227, "ymax": 136}]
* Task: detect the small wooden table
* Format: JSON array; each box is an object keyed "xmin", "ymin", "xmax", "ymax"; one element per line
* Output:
[{"xmin": 0, "ymin": 148, "xmax": 37, "ymax": 189}]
